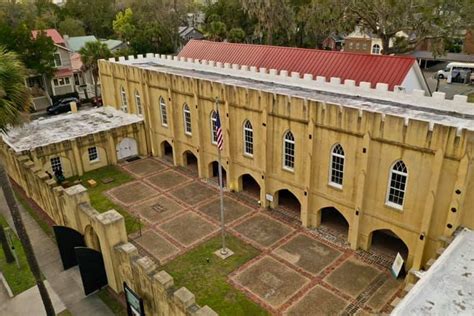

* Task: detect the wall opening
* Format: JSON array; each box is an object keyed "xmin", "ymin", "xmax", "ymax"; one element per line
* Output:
[
  {"xmin": 369, "ymin": 229, "xmax": 409, "ymax": 263},
  {"xmin": 210, "ymin": 161, "xmax": 226, "ymax": 188},
  {"xmin": 183, "ymin": 150, "xmax": 198, "ymax": 174},
  {"xmin": 319, "ymin": 207, "xmax": 349, "ymax": 239},
  {"xmin": 275, "ymin": 189, "xmax": 301, "ymax": 221},
  {"xmin": 239, "ymin": 174, "xmax": 261, "ymax": 201},
  {"xmin": 161, "ymin": 141, "xmax": 173, "ymax": 161}
]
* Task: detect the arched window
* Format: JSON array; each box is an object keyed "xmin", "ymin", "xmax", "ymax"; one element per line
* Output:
[
  {"xmin": 120, "ymin": 86, "xmax": 128, "ymax": 112},
  {"xmin": 329, "ymin": 144, "xmax": 344, "ymax": 187},
  {"xmin": 135, "ymin": 90, "xmax": 142, "ymax": 115},
  {"xmin": 183, "ymin": 103, "xmax": 192, "ymax": 135},
  {"xmin": 387, "ymin": 160, "xmax": 408, "ymax": 209},
  {"xmin": 372, "ymin": 44, "xmax": 381, "ymax": 54},
  {"xmin": 243, "ymin": 120, "xmax": 253, "ymax": 156},
  {"xmin": 210, "ymin": 111, "xmax": 218, "ymax": 143},
  {"xmin": 159, "ymin": 97, "xmax": 168, "ymax": 126},
  {"xmin": 283, "ymin": 131, "xmax": 295, "ymax": 170}
]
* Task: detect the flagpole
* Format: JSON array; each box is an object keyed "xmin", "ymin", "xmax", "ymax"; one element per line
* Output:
[{"xmin": 216, "ymin": 97, "xmax": 227, "ymax": 255}]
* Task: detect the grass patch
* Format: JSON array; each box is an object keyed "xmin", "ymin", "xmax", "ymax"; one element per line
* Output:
[
  {"xmin": 56, "ymin": 310, "xmax": 73, "ymax": 316},
  {"xmin": 0, "ymin": 214, "xmax": 37, "ymax": 295},
  {"xmin": 68, "ymin": 166, "xmax": 141, "ymax": 234},
  {"xmin": 14, "ymin": 191, "xmax": 54, "ymax": 239},
  {"xmin": 164, "ymin": 235, "xmax": 268, "ymax": 315},
  {"xmin": 97, "ymin": 288, "xmax": 127, "ymax": 316},
  {"xmin": 468, "ymin": 93, "xmax": 474, "ymax": 103}
]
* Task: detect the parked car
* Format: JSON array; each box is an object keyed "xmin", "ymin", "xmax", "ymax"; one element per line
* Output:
[{"xmin": 47, "ymin": 97, "xmax": 81, "ymax": 115}]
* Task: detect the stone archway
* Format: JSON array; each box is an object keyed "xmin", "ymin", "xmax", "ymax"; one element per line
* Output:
[
  {"xmin": 319, "ymin": 207, "xmax": 350, "ymax": 239},
  {"xmin": 182, "ymin": 150, "xmax": 198, "ymax": 174},
  {"xmin": 239, "ymin": 174, "xmax": 261, "ymax": 200},
  {"xmin": 369, "ymin": 229, "xmax": 409, "ymax": 263},
  {"xmin": 274, "ymin": 189, "xmax": 301, "ymax": 222},
  {"xmin": 209, "ymin": 161, "xmax": 226, "ymax": 187},
  {"xmin": 84, "ymin": 224, "xmax": 101, "ymax": 252},
  {"xmin": 161, "ymin": 141, "xmax": 173, "ymax": 161}
]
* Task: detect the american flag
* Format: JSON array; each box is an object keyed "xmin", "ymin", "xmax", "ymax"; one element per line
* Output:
[{"xmin": 215, "ymin": 110, "xmax": 224, "ymax": 151}]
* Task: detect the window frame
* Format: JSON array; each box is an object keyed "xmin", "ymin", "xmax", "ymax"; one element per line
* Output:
[
  {"xmin": 372, "ymin": 44, "xmax": 381, "ymax": 54},
  {"xmin": 282, "ymin": 130, "xmax": 295, "ymax": 171},
  {"xmin": 329, "ymin": 144, "xmax": 345, "ymax": 189},
  {"xmin": 385, "ymin": 160, "xmax": 408, "ymax": 210},
  {"xmin": 53, "ymin": 53, "xmax": 62, "ymax": 67},
  {"xmin": 159, "ymin": 97, "xmax": 168, "ymax": 127},
  {"xmin": 243, "ymin": 120, "xmax": 253, "ymax": 157},
  {"xmin": 135, "ymin": 90, "xmax": 142, "ymax": 116},
  {"xmin": 183, "ymin": 103, "xmax": 192, "ymax": 135},
  {"xmin": 88, "ymin": 146, "xmax": 100, "ymax": 162},
  {"xmin": 50, "ymin": 156, "xmax": 62, "ymax": 172},
  {"xmin": 210, "ymin": 111, "xmax": 218, "ymax": 144},
  {"xmin": 120, "ymin": 86, "xmax": 128, "ymax": 113}
]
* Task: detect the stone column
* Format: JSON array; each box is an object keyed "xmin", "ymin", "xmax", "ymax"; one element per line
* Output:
[
  {"xmin": 349, "ymin": 133, "xmax": 371, "ymax": 250},
  {"xmin": 93, "ymin": 210, "xmax": 128, "ymax": 293},
  {"xmin": 71, "ymin": 139, "xmax": 84, "ymax": 176}
]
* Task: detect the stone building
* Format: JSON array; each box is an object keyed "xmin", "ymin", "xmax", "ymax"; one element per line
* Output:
[
  {"xmin": 1, "ymin": 107, "xmax": 146, "ymax": 179},
  {"xmin": 98, "ymin": 53, "xmax": 474, "ymax": 273}
]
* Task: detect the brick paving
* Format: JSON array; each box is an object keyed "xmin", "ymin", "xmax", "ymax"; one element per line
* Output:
[{"xmin": 111, "ymin": 158, "xmax": 404, "ymax": 315}]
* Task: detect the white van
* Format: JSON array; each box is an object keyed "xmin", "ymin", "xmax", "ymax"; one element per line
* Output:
[{"xmin": 437, "ymin": 62, "xmax": 474, "ymax": 83}]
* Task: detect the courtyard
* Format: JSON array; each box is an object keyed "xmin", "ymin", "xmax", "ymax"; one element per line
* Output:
[{"xmin": 105, "ymin": 158, "xmax": 403, "ymax": 315}]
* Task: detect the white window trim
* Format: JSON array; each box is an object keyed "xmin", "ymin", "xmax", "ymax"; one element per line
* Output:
[
  {"xmin": 54, "ymin": 53, "xmax": 62, "ymax": 67},
  {"xmin": 120, "ymin": 86, "xmax": 128, "ymax": 112},
  {"xmin": 282, "ymin": 131, "xmax": 295, "ymax": 172},
  {"xmin": 135, "ymin": 91, "xmax": 142, "ymax": 116},
  {"xmin": 243, "ymin": 120, "xmax": 253, "ymax": 157},
  {"xmin": 88, "ymin": 146, "xmax": 100, "ymax": 163},
  {"xmin": 372, "ymin": 44, "xmax": 381, "ymax": 54},
  {"xmin": 211, "ymin": 111, "xmax": 217, "ymax": 144},
  {"xmin": 52, "ymin": 77, "xmax": 72, "ymax": 87},
  {"xmin": 328, "ymin": 144, "xmax": 344, "ymax": 189},
  {"xmin": 159, "ymin": 97, "xmax": 168, "ymax": 127},
  {"xmin": 385, "ymin": 161, "xmax": 408, "ymax": 210},
  {"xmin": 183, "ymin": 104, "xmax": 192, "ymax": 135}
]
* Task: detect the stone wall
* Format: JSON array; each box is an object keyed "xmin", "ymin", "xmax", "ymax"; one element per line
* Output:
[
  {"xmin": 0, "ymin": 141, "xmax": 217, "ymax": 315},
  {"xmin": 98, "ymin": 54, "xmax": 474, "ymax": 273}
]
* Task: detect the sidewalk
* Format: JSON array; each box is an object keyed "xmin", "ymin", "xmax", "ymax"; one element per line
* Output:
[{"xmin": 0, "ymin": 190, "xmax": 114, "ymax": 316}]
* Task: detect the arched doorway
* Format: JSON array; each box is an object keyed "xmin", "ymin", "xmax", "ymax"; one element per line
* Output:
[
  {"xmin": 369, "ymin": 229, "xmax": 409, "ymax": 264},
  {"xmin": 84, "ymin": 225, "xmax": 101, "ymax": 252},
  {"xmin": 210, "ymin": 161, "xmax": 226, "ymax": 187},
  {"xmin": 116, "ymin": 138, "xmax": 138, "ymax": 160},
  {"xmin": 161, "ymin": 141, "xmax": 173, "ymax": 161},
  {"xmin": 319, "ymin": 207, "xmax": 349, "ymax": 239},
  {"xmin": 275, "ymin": 189, "xmax": 301, "ymax": 222},
  {"xmin": 239, "ymin": 174, "xmax": 261, "ymax": 202},
  {"xmin": 183, "ymin": 150, "xmax": 198, "ymax": 174}
]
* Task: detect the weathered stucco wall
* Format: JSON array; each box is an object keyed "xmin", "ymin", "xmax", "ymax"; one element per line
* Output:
[
  {"xmin": 99, "ymin": 57, "xmax": 474, "ymax": 272},
  {"xmin": 0, "ymin": 143, "xmax": 217, "ymax": 315}
]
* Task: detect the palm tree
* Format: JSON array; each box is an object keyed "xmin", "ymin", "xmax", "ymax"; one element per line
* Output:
[
  {"xmin": 0, "ymin": 47, "xmax": 55, "ymax": 315},
  {"xmin": 79, "ymin": 41, "xmax": 112, "ymax": 104}
]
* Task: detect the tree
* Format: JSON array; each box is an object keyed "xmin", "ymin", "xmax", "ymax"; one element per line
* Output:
[
  {"xmin": 0, "ymin": 20, "xmax": 56, "ymax": 78},
  {"xmin": 0, "ymin": 47, "xmax": 55, "ymax": 315},
  {"xmin": 240, "ymin": 0, "xmax": 295, "ymax": 45},
  {"xmin": 207, "ymin": 21, "xmax": 227, "ymax": 41},
  {"xmin": 339, "ymin": 0, "xmax": 474, "ymax": 55},
  {"xmin": 58, "ymin": 17, "xmax": 86, "ymax": 37},
  {"xmin": 64, "ymin": 0, "xmax": 116, "ymax": 37},
  {"xmin": 228, "ymin": 27, "xmax": 246, "ymax": 43},
  {"xmin": 79, "ymin": 41, "xmax": 112, "ymax": 100},
  {"xmin": 112, "ymin": 8, "xmax": 136, "ymax": 43}
]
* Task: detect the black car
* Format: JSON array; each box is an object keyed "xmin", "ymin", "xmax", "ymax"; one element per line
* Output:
[{"xmin": 47, "ymin": 97, "xmax": 81, "ymax": 115}]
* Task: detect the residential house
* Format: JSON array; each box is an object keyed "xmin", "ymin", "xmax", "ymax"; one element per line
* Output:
[
  {"xmin": 322, "ymin": 34, "xmax": 345, "ymax": 51},
  {"xmin": 64, "ymin": 35, "xmax": 126, "ymax": 99},
  {"xmin": 178, "ymin": 26, "xmax": 204, "ymax": 51},
  {"xmin": 344, "ymin": 26, "xmax": 408, "ymax": 55},
  {"xmin": 28, "ymin": 29, "xmax": 75, "ymax": 111}
]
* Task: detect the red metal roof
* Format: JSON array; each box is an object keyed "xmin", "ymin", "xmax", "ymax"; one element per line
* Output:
[
  {"xmin": 32, "ymin": 29, "xmax": 65, "ymax": 46},
  {"xmin": 178, "ymin": 40, "xmax": 416, "ymax": 90}
]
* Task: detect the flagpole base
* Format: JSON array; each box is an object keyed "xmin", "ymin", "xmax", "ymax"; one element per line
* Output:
[{"xmin": 214, "ymin": 248, "xmax": 234, "ymax": 260}]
